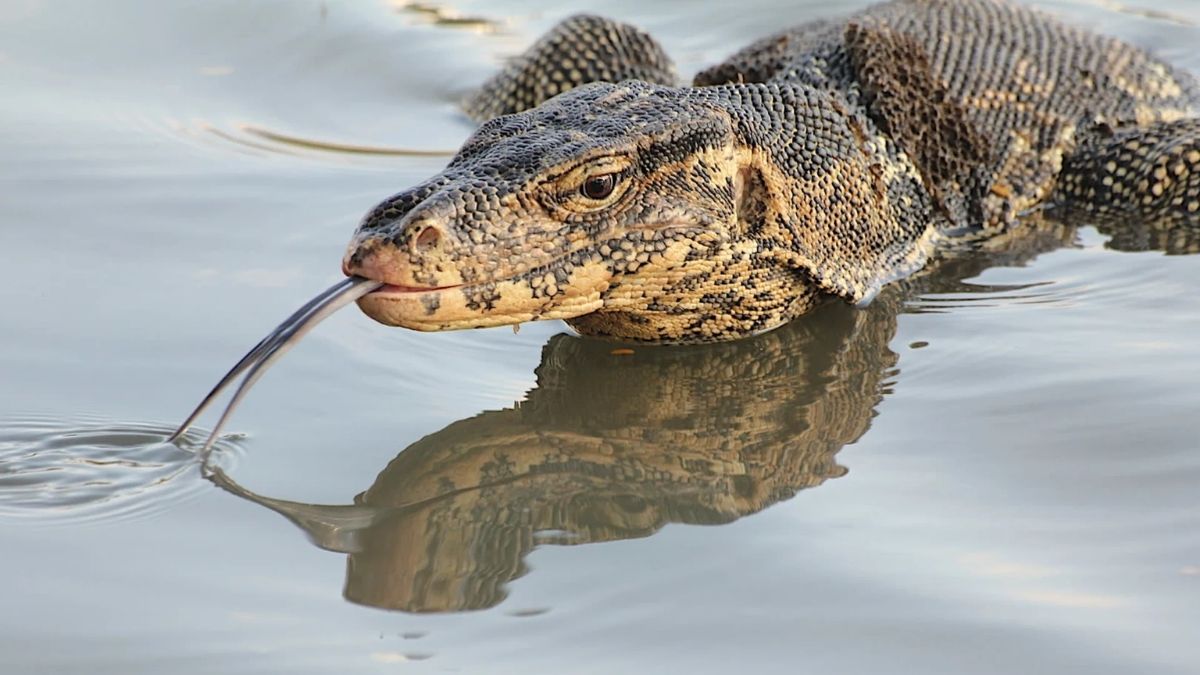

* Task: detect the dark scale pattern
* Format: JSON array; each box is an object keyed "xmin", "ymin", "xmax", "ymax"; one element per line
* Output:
[
  {"xmin": 463, "ymin": 14, "xmax": 678, "ymax": 123},
  {"xmin": 694, "ymin": 19, "xmax": 854, "ymax": 92},
  {"xmin": 1056, "ymin": 118, "xmax": 1200, "ymax": 237},
  {"xmin": 830, "ymin": 0, "xmax": 1200, "ymax": 227},
  {"xmin": 345, "ymin": 0, "xmax": 1200, "ymax": 344},
  {"xmin": 701, "ymin": 0, "xmax": 1200, "ymax": 228}
]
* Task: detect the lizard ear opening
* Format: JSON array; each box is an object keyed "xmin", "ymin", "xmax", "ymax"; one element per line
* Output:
[{"xmin": 733, "ymin": 165, "xmax": 770, "ymax": 236}]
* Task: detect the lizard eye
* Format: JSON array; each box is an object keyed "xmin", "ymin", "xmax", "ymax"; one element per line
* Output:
[{"xmin": 581, "ymin": 173, "xmax": 617, "ymax": 200}]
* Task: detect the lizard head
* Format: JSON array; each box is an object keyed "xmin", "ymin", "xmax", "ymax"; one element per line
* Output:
[{"xmin": 344, "ymin": 81, "xmax": 824, "ymax": 343}]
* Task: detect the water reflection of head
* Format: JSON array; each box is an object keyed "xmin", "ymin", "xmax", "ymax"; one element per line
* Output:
[{"xmin": 211, "ymin": 293, "xmax": 900, "ymax": 613}]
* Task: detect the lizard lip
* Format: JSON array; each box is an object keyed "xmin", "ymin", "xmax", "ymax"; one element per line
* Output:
[{"xmin": 369, "ymin": 282, "xmax": 464, "ymax": 296}]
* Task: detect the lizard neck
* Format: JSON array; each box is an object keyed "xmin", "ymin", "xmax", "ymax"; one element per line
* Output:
[{"xmin": 703, "ymin": 83, "xmax": 944, "ymax": 306}]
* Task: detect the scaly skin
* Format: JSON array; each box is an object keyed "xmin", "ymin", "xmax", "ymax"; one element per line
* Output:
[{"xmin": 344, "ymin": 0, "xmax": 1200, "ymax": 343}]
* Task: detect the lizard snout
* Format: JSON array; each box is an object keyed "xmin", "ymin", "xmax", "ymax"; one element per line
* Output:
[{"xmin": 342, "ymin": 207, "xmax": 464, "ymax": 290}]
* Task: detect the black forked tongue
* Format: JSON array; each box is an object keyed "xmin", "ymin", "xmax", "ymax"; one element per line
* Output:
[{"xmin": 170, "ymin": 277, "xmax": 383, "ymax": 455}]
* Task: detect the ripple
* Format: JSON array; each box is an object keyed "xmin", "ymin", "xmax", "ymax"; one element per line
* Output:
[
  {"xmin": 905, "ymin": 281, "xmax": 1068, "ymax": 313},
  {"xmin": 158, "ymin": 118, "xmax": 456, "ymax": 162},
  {"xmin": 0, "ymin": 414, "xmax": 242, "ymax": 525},
  {"xmin": 1088, "ymin": 0, "xmax": 1194, "ymax": 26},
  {"xmin": 234, "ymin": 124, "xmax": 455, "ymax": 158}
]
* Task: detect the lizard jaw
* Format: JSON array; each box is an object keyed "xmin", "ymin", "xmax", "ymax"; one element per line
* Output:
[{"xmin": 355, "ymin": 261, "xmax": 612, "ymax": 332}]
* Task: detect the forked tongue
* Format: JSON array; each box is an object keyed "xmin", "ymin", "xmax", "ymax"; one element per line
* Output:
[{"xmin": 170, "ymin": 277, "xmax": 383, "ymax": 455}]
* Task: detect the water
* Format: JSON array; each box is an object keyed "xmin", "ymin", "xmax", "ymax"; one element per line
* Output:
[{"xmin": 2, "ymin": 1, "xmax": 1199, "ymax": 673}]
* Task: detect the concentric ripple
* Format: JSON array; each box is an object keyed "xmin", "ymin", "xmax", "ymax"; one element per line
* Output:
[{"xmin": 0, "ymin": 414, "xmax": 242, "ymax": 524}]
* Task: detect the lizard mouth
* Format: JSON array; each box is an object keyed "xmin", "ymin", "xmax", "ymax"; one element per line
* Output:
[
  {"xmin": 355, "ymin": 261, "xmax": 613, "ymax": 331},
  {"xmin": 347, "ymin": 222, "xmax": 705, "ymax": 330},
  {"xmin": 349, "ymin": 220, "xmax": 717, "ymax": 330},
  {"xmin": 370, "ymin": 283, "xmax": 464, "ymax": 295}
]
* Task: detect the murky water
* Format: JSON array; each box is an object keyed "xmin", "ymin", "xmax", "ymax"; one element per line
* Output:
[{"xmin": 2, "ymin": 1, "xmax": 1199, "ymax": 673}]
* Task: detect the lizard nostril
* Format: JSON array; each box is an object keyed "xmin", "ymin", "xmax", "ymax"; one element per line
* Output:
[{"xmin": 413, "ymin": 225, "xmax": 442, "ymax": 253}]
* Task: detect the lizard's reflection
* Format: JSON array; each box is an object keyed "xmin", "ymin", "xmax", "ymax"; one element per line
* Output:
[
  {"xmin": 210, "ymin": 291, "xmax": 899, "ymax": 613},
  {"xmin": 208, "ymin": 215, "xmax": 1193, "ymax": 613}
]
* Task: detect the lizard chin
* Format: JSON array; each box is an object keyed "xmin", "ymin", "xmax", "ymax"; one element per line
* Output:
[{"xmin": 354, "ymin": 261, "xmax": 614, "ymax": 331}]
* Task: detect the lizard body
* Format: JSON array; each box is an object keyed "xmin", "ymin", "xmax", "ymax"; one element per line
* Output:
[{"xmin": 344, "ymin": 0, "xmax": 1200, "ymax": 342}]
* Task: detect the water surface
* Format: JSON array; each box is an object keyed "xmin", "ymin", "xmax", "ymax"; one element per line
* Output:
[{"xmin": 2, "ymin": 1, "xmax": 1198, "ymax": 673}]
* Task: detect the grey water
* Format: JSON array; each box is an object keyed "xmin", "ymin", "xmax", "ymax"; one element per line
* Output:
[{"xmin": 1, "ymin": 1, "xmax": 1198, "ymax": 673}]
